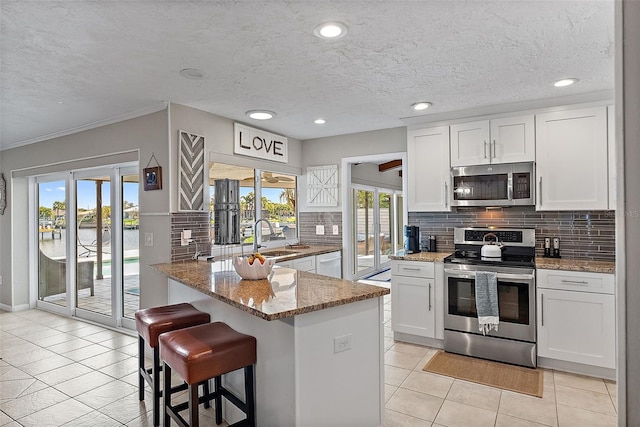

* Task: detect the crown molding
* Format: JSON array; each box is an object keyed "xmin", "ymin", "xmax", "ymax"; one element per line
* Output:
[{"xmin": 1, "ymin": 101, "xmax": 169, "ymax": 152}]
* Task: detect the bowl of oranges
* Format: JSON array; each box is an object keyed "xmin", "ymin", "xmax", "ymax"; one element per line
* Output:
[{"xmin": 232, "ymin": 253, "xmax": 275, "ymax": 280}]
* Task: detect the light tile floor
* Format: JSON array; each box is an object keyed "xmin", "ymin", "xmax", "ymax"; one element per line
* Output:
[{"xmin": 1, "ymin": 295, "xmax": 618, "ymax": 426}]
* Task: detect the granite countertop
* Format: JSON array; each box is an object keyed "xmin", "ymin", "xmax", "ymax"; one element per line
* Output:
[
  {"xmin": 389, "ymin": 252, "xmax": 451, "ymax": 262},
  {"xmin": 535, "ymin": 257, "xmax": 615, "ymax": 274},
  {"xmin": 259, "ymin": 244, "xmax": 341, "ymax": 262},
  {"xmin": 150, "ymin": 261, "xmax": 389, "ymax": 321}
]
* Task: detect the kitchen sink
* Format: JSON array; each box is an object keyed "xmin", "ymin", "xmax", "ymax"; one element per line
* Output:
[{"xmin": 260, "ymin": 250, "xmax": 299, "ymax": 258}]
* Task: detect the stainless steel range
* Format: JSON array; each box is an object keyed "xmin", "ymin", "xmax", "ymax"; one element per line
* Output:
[{"xmin": 443, "ymin": 227, "xmax": 537, "ymax": 367}]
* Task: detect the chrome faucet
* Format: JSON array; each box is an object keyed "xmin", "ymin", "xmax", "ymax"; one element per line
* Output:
[{"xmin": 253, "ymin": 218, "xmax": 275, "ymax": 253}]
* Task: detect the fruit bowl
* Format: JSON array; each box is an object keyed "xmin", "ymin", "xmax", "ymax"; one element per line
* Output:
[{"xmin": 232, "ymin": 254, "xmax": 275, "ymax": 280}]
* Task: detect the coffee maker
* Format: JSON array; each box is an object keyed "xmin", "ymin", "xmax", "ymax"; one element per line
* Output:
[{"xmin": 404, "ymin": 225, "xmax": 420, "ymax": 254}]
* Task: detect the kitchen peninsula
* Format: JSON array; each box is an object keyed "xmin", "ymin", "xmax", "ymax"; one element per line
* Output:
[{"xmin": 151, "ymin": 260, "xmax": 390, "ymax": 427}]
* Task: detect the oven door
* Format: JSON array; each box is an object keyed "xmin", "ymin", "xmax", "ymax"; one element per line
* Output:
[{"xmin": 444, "ymin": 268, "xmax": 536, "ymax": 342}]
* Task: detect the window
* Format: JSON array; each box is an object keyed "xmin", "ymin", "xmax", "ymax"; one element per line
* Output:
[{"xmin": 209, "ymin": 163, "xmax": 298, "ymax": 247}]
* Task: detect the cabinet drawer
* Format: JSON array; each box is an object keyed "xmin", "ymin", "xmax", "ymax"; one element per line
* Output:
[
  {"xmin": 392, "ymin": 260, "xmax": 434, "ymax": 278},
  {"xmin": 293, "ymin": 256, "xmax": 316, "ymax": 272},
  {"xmin": 537, "ymin": 269, "xmax": 614, "ymax": 294}
]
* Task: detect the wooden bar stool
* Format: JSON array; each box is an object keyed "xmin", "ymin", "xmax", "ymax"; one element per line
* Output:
[
  {"xmin": 160, "ymin": 322, "xmax": 257, "ymax": 427},
  {"xmin": 135, "ymin": 303, "xmax": 211, "ymax": 426}
]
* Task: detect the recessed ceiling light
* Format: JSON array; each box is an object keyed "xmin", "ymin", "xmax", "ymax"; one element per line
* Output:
[
  {"xmin": 412, "ymin": 102, "xmax": 432, "ymax": 111},
  {"xmin": 179, "ymin": 68, "xmax": 207, "ymax": 79},
  {"xmin": 314, "ymin": 119, "xmax": 326, "ymax": 124},
  {"xmin": 246, "ymin": 110, "xmax": 276, "ymax": 120},
  {"xmin": 553, "ymin": 78, "xmax": 579, "ymax": 87},
  {"xmin": 314, "ymin": 22, "xmax": 348, "ymax": 39}
]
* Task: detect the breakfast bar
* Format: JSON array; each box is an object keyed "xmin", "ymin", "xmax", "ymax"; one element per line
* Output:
[{"xmin": 151, "ymin": 261, "xmax": 390, "ymax": 427}]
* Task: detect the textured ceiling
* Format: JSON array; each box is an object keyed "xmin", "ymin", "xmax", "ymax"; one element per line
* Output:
[{"xmin": 0, "ymin": 0, "xmax": 614, "ymax": 150}]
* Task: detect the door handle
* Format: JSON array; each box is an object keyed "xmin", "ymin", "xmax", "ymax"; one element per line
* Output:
[
  {"xmin": 492, "ymin": 140, "xmax": 496, "ymax": 159},
  {"xmin": 428, "ymin": 283, "xmax": 432, "ymax": 311},
  {"xmin": 401, "ymin": 267, "xmax": 420, "ymax": 271},
  {"xmin": 538, "ymin": 176, "xmax": 543, "ymax": 206},
  {"xmin": 484, "ymin": 141, "xmax": 488, "ymax": 159},
  {"xmin": 560, "ymin": 279, "xmax": 589, "ymax": 285},
  {"xmin": 541, "ymin": 293, "xmax": 544, "ymax": 327},
  {"xmin": 444, "ymin": 181, "xmax": 448, "ymax": 208}
]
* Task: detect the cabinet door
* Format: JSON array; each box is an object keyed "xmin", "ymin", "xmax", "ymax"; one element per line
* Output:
[
  {"xmin": 391, "ymin": 276, "xmax": 435, "ymax": 337},
  {"xmin": 536, "ymin": 106, "xmax": 608, "ymax": 211},
  {"xmin": 537, "ymin": 289, "xmax": 615, "ymax": 369},
  {"xmin": 407, "ymin": 126, "xmax": 451, "ymax": 211},
  {"xmin": 293, "ymin": 256, "xmax": 316, "ymax": 272},
  {"xmin": 490, "ymin": 115, "xmax": 535, "ymax": 164},
  {"xmin": 450, "ymin": 120, "xmax": 490, "ymax": 166}
]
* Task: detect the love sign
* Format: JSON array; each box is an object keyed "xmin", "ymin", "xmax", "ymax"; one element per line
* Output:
[{"xmin": 234, "ymin": 123, "xmax": 288, "ymax": 163}]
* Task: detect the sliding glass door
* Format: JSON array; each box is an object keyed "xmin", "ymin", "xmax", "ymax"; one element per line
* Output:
[
  {"xmin": 35, "ymin": 164, "xmax": 138, "ymax": 329},
  {"xmin": 352, "ymin": 185, "xmax": 400, "ymax": 279}
]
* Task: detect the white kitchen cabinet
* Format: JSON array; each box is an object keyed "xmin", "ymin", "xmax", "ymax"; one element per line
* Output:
[
  {"xmin": 450, "ymin": 115, "xmax": 534, "ymax": 166},
  {"xmin": 275, "ymin": 255, "xmax": 315, "ymax": 272},
  {"xmin": 407, "ymin": 126, "xmax": 451, "ymax": 212},
  {"xmin": 391, "ymin": 260, "xmax": 435, "ymax": 338},
  {"xmin": 537, "ymin": 269, "xmax": 615, "ymax": 369},
  {"xmin": 316, "ymin": 251, "xmax": 342, "ymax": 278},
  {"xmin": 536, "ymin": 106, "xmax": 608, "ymax": 211},
  {"xmin": 608, "ymin": 105, "xmax": 616, "ymax": 210}
]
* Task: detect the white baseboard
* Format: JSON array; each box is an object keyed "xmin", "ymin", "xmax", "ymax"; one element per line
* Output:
[{"xmin": 0, "ymin": 303, "xmax": 30, "ymax": 312}]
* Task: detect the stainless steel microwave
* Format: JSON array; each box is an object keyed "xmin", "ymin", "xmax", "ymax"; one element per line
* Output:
[{"xmin": 450, "ymin": 162, "xmax": 535, "ymax": 207}]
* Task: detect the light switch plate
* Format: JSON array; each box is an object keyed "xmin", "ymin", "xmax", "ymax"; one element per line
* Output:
[
  {"xmin": 316, "ymin": 225, "xmax": 325, "ymax": 235},
  {"xmin": 334, "ymin": 333, "xmax": 352, "ymax": 353},
  {"xmin": 332, "ymin": 225, "xmax": 339, "ymax": 235},
  {"xmin": 144, "ymin": 233, "xmax": 154, "ymax": 247}
]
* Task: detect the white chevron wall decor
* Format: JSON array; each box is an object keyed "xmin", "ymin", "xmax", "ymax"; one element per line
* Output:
[{"xmin": 178, "ymin": 130, "xmax": 205, "ymax": 211}]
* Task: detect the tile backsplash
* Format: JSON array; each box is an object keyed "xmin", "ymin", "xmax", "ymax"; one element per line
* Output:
[
  {"xmin": 298, "ymin": 212, "xmax": 343, "ymax": 246},
  {"xmin": 170, "ymin": 212, "xmax": 211, "ymax": 262},
  {"xmin": 409, "ymin": 207, "xmax": 615, "ymax": 261}
]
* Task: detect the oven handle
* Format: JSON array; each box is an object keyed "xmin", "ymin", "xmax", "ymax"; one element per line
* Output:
[{"xmin": 444, "ymin": 269, "xmax": 535, "ymax": 281}]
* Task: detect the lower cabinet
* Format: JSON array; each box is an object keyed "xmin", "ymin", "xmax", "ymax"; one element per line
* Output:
[
  {"xmin": 537, "ymin": 269, "xmax": 616, "ymax": 369},
  {"xmin": 276, "ymin": 251, "xmax": 342, "ymax": 278},
  {"xmin": 391, "ymin": 260, "xmax": 436, "ymax": 338}
]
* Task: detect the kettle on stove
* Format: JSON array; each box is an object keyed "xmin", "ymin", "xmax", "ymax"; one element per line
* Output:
[{"xmin": 481, "ymin": 233, "xmax": 504, "ymax": 258}]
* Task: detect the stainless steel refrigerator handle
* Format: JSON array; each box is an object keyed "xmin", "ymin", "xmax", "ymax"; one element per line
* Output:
[
  {"xmin": 428, "ymin": 283, "xmax": 432, "ymax": 311},
  {"xmin": 444, "ymin": 270, "xmax": 535, "ymax": 281},
  {"xmin": 484, "ymin": 141, "xmax": 488, "ymax": 158}
]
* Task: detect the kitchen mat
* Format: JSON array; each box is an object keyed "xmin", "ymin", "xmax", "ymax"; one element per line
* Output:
[{"xmin": 423, "ymin": 350, "xmax": 543, "ymax": 398}]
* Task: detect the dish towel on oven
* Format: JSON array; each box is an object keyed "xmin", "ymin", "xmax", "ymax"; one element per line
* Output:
[{"xmin": 475, "ymin": 271, "xmax": 499, "ymax": 335}]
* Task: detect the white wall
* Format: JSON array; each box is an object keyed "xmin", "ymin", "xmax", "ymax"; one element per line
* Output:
[
  {"xmin": 0, "ymin": 110, "xmax": 169, "ymax": 309},
  {"xmin": 351, "ymin": 162, "xmax": 402, "ymax": 191},
  {"xmin": 299, "ymin": 126, "xmax": 406, "ymax": 212}
]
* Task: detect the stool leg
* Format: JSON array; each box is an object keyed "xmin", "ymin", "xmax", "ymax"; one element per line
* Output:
[
  {"xmin": 188, "ymin": 383, "xmax": 199, "ymax": 427},
  {"xmin": 203, "ymin": 380, "xmax": 211, "ymax": 409},
  {"xmin": 163, "ymin": 362, "xmax": 171, "ymax": 427},
  {"xmin": 245, "ymin": 365, "xmax": 256, "ymax": 427},
  {"xmin": 138, "ymin": 336, "xmax": 145, "ymax": 401},
  {"xmin": 215, "ymin": 376, "xmax": 222, "ymax": 425},
  {"xmin": 153, "ymin": 347, "xmax": 161, "ymax": 427}
]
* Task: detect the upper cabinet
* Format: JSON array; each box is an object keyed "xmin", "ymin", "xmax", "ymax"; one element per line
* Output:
[
  {"xmin": 407, "ymin": 126, "xmax": 451, "ymax": 212},
  {"xmin": 450, "ymin": 115, "xmax": 535, "ymax": 167},
  {"xmin": 536, "ymin": 106, "xmax": 609, "ymax": 211}
]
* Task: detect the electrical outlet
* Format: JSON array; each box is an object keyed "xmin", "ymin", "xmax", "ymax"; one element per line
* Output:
[
  {"xmin": 334, "ymin": 333, "xmax": 352, "ymax": 353},
  {"xmin": 144, "ymin": 233, "xmax": 154, "ymax": 247},
  {"xmin": 332, "ymin": 225, "xmax": 339, "ymax": 235},
  {"xmin": 316, "ymin": 225, "xmax": 325, "ymax": 235},
  {"xmin": 181, "ymin": 230, "xmax": 192, "ymax": 246}
]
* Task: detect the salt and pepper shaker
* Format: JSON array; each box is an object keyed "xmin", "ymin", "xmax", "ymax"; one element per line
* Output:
[{"xmin": 544, "ymin": 237, "xmax": 551, "ymax": 257}]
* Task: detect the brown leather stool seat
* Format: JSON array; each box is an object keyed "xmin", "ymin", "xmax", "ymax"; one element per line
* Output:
[
  {"xmin": 160, "ymin": 322, "xmax": 257, "ymax": 427},
  {"xmin": 135, "ymin": 303, "xmax": 211, "ymax": 426}
]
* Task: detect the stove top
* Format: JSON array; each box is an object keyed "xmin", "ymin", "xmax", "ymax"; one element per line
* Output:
[
  {"xmin": 445, "ymin": 227, "xmax": 536, "ymax": 269},
  {"xmin": 444, "ymin": 251, "xmax": 535, "ymax": 269}
]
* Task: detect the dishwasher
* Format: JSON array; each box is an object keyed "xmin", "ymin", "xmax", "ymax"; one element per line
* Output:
[{"xmin": 315, "ymin": 251, "xmax": 342, "ymax": 278}]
